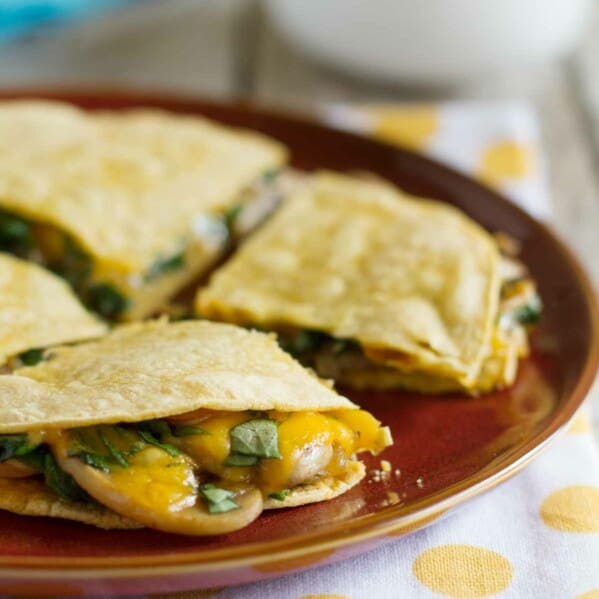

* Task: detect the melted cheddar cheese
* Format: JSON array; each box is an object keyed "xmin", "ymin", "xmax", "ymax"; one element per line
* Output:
[
  {"xmin": 101, "ymin": 448, "xmax": 197, "ymax": 513},
  {"xmin": 260, "ymin": 412, "xmax": 353, "ymax": 495},
  {"xmin": 170, "ymin": 409, "xmax": 390, "ymax": 496},
  {"xmin": 173, "ymin": 412, "xmax": 253, "ymax": 484},
  {"xmin": 2, "ymin": 408, "xmax": 391, "ymax": 535},
  {"xmin": 51, "ymin": 427, "xmax": 198, "ymax": 514}
]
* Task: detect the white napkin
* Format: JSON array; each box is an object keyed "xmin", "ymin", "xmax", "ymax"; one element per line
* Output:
[{"xmin": 208, "ymin": 102, "xmax": 599, "ymax": 599}]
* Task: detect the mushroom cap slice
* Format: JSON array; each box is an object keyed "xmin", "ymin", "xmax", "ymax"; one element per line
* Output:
[{"xmin": 51, "ymin": 434, "xmax": 263, "ymax": 536}]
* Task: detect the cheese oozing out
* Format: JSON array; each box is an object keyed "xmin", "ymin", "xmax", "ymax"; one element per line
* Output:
[
  {"xmin": 169, "ymin": 409, "xmax": 390, "ymax": 496},
  {"xmin": 0, "ymin": 408, "xmax": 391, "ymax": 535}
]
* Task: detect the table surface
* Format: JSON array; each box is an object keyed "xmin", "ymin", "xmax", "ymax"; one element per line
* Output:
[{"xmin": 0, "ymin": 0, "xmax": 597, "ymax": 439}]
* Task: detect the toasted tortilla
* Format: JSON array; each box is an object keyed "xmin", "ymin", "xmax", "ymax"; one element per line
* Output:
[
  {"xmin": 0, "ymin": 462, "xmax": 365, "ymax": 528},
  {"xmin": 264, "ymin": 461, "xmax": 365, "ymax": 509},
  {"xmin": 0, "ymin": 320, "xmax": 366, "ymax": 528},
  {"xmin": 0, "ymin": 320, "xmax": 355, "ymax": 433},
  {"xmin": 0, "ymin": 477, "xmax": 141, "ymax": 529},
  {"xmin": 197, "ymin": 171, "xmax": 501, "ymax": 387},
  {"xmin": 314, "ymin": 321, "xmax": 528, "ymax": 394},
  {"xmin": 0, "ymin": 101, "xmax": 286, "ymax": 274},
  {"xmin": 0, "ymin": 253, "xmax": 107, "ymax": 365}
]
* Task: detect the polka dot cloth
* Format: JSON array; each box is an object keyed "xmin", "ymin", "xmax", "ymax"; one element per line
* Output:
[
  {"xmin": 412, "ymin": 545, "xmax": 513, "ymax": 598},
  {"xmin": 152, "ymin": 104, "xmax": 599, "ymax": 598},
  {"xmin": 324, "ymin": 102, "xmax": 552, "ymax": 219}
]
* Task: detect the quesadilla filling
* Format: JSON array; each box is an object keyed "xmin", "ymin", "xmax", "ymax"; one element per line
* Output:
[
  {"xmin": 277, "ymin": 257, "xmax": 541, "ymax": 394},
  {"xmin": 0, "ymin": 170, "xmax": 285, "ymax": 320},
  {"xmin": 0, "ymin": 408, "xmax": 390, "ymax": 535},
  {"xmin": 1, "ymin": 347, "xmax": 46, "ymax": 373},
  {"xmin": 196, "ymin": 172, "xmax": 543, "ymax": 395}
]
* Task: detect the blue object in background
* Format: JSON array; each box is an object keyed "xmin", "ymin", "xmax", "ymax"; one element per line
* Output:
[{"xmin": 0, "ymin": 0, "xmax": 135, "ymax": 42}]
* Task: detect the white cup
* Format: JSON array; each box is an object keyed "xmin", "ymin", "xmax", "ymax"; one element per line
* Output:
[{"xmin": 265, "ymin": 0, "xmax": 594, "ymax": 85}]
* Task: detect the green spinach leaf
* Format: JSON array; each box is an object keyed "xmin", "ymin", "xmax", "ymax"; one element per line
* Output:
[
  {"xmin": 144, "ymin": 252, "xmax": 186, "ymax": 282},
  {"xmin": 98, "ymin": 430, "xmax": 129, "ymax": 468},
  {"xmin": 268, "ymin": 489, "xmax": 290, "ymax": 501},
  {"xmin": 43, "ymin": 453, "xmax": 88, "ymax": 502},
  {"xmin": 52, "ymin": 238, "xmax": 92, "ymax": 289},
  {"xmin": 199, "ymin": 483, "xmax": 239, "ymax": 513},
  {"xmin": 87, "ymin": 283, "xmax": 130, "ymax": 319},
  {"xmin": 173, "ymin": 425, "xmax": 209, "ymax": 438},
  {"xmin": 0, "ymin": 212, "xmax": 32, "ymax": 255},
  {"xmin": 0, "ymin": 434, "xmax": 40, "ymax": 462},
  {"xmin": 261, "ymin": 169, "xmax": 279, "ymax": 183},
  {"xmin": 68, "ymin": 427, "xmax": 129, "ymax": 472},
  {"xmin": 514, "ymin": 296, "xmax": 542, "ymax": 325},
  {"xmin": 330, "ymin": 338, "xmax": 359, "ymax": 355},
  {"xmin": 137, "ymin": 430, "xmax": 180, "ymax": 457},
  {"xmin": 68, "ymin": 448, "xmax": 113, "ymax": 473},
  {"xmin": 17, "ymin": 446, "xmax": 46, "ymax": 471},
  {"xmin": 229, "ymin": 419, "xmax": 281, "ymax": 460},
  {"xmin": 18, "ymin": 348, "xmax": 45, "ymax": 366},
  {"xmin": 224, "ymin": 453, "xmax": 259, "ymax": 467},
  {"xmin": 135, "ymin": 420, "xmax": 172, "ymax": 438},
  {"xmin": 280, "ymin": 330, "xmax": 326, "ymax": 356},
  {"xmin": 223, "ymin": 204, "xmax": 243, "ymax": 233}
]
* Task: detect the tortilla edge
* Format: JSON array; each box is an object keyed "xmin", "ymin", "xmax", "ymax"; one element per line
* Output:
[{"xmin": 0, "ymin": 462, "xmax": 366, "ymax": 530}]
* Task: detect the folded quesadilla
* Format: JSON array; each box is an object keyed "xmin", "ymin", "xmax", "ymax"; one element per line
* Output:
[
  {"xmin": 0, "ymin": 101, "xmax": 287, "ymax": 321},
  {"xmin": 0, "ymin": 252, "xmax": 106, "ymax": 368},
  {"xmin": 197, "ymin": 172, "xmax": 540, "ymax": 394},
  {"xmin": 0, "ymin": 320, "xmax": 391, "ymax": 535}
]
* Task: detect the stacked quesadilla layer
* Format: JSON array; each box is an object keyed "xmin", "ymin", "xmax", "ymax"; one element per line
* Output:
[
  {"xmin": 0, "ymin": 320, "xmax": 390, "ymax": 534},
  {"xmin": 0, "ymin": 252, "xmax": 106, "ymax": 367},
  {"xmin": 0, "ymin": 101, "xmax": 287, "ymax": 320},
  {"xmin": 198, "ymin": 172, "xmax": 539, "ymax": 394}
]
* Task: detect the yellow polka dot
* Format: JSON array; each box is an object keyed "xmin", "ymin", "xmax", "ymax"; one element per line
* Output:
[
  {"xmin": 413, "ymin": 544, "xmax": 513, "ymax": 598},
  {"xmin": 576, "ymin": 591, "xmax": 599, "ymax": 599},
  {"xmin": 479, "ymin": 141, "xmax": 530, "ymax": 185},
  {"xmin": 568, "ymin": 411, "xmax": 592, "ymax": 434},
  {"xmin": 540, "ymin": 486, "xmax": 599, "ymax": 533},
  {"xmin": 371, "ymin": 105, "xmax": 438, "ymax": 150}
]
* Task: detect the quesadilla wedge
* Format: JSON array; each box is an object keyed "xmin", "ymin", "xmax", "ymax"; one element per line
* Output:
[
  {"xmin": 0, "ymin": 252, "xmax": 106, "ymax": 368},
  {"xmin": 0, "ymin": 101, "xmax": 287, "ymax": 321},
  {"xmin": 196, "ymin": 171, "xmax": 541, "ymax": 394},
  {"xmin": 0, "ymin": 320, "xmax": 391, "ymax": 535}
]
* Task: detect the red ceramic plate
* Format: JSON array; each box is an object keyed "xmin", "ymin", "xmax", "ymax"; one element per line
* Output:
[{"xmin": 0, "ymin": 90, "xmax": 597, "ymax": 597}]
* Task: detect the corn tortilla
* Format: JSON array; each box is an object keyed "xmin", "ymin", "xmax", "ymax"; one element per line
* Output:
[
  {"xmin": 0, "ymin": 320, "xmax": 355, "ymax": 433},
  {"xmin": 0, "ymin": 253, "xmax": 106, "ymax": 365},
  {"xmin": 197, "ymin": 171, "xmax": 501, "ymax": 387}
]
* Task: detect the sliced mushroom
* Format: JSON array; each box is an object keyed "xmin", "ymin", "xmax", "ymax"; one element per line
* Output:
[
  {"xmin": 285, "ymin": 442, "xmax": 333, "ymax": 488},
  {"xmin": 49, "ymin": 433, "xmax": 263, "ymax": 535},
  {"xmin": 0, "ymin": 459, "xmax": 38, "ymax": 478},
  {"xmin": 167, "ymin": 408, "xmax": 219, "ymax": 426}
]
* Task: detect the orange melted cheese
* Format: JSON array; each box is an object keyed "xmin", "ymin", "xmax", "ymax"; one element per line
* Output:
[
  {"xmin": 331, "ymin": 410, "xmax": 390, "ymax": 454},
  {"xmin": 51, "ymin": 427, "xmax": 198, "ymax": 515},
  {"xmin": 171, "ymin": 409, "xmax": 390, "ymax": 496},
  {"xmin": 106, "ymin": 448, "xmax": 197, "ymax": 513},
  {"xmin": 173, "ymin": 412, "xmax": 254, "ymax": 484},
  {"xmin": 12, "ymin": 409, "xmax": 390, "ymax": 522},
  {"xmin": 259, "ymin": 411, "xmax": 353, "ymax": 495}
]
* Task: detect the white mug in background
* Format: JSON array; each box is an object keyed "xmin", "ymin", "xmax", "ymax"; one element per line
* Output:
[{"xmin": 264, "ymin": 0, "xmax": 594, "ymax": 85}]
